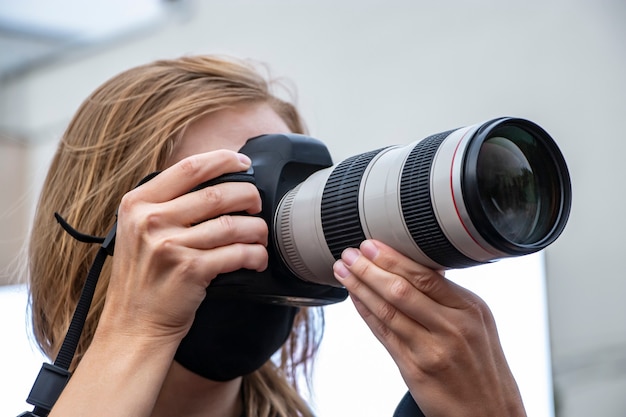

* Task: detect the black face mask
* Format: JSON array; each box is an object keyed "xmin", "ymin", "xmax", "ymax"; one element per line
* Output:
[
  {"xmin": 174, "ymin": 135, "xmax": 346, "ymax": 380},
  {"xmin": 174, "ymin": 298, "xmax": 298, "ymax": 381}
]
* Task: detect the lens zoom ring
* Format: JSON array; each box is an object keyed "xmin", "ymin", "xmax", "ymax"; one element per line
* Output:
[
  {"xmin": 400, "ymin": 132, "xmax": 482, "ymax": 268},
  {"xmin": 321, "ymin": 149, "xmax": 387, "ymax": 259}
]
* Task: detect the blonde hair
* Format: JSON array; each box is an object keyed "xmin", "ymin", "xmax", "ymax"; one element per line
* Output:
[{"xmin": 28, "ymin": 55, "xmax": 320, "ymax": 417}]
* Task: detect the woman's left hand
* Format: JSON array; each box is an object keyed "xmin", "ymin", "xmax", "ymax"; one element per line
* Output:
[{"xmin": 333, "ymin": 239, "xmax": 527, "ymax": 417}]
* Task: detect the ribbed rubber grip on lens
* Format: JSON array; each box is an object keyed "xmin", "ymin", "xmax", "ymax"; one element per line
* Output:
[
  {"xmin": 321, "ymin": 148, "xmax": 387, "ymax": 259},
  {"xmin": 400, "ymin": 131, "xmax": 482, "ymax": 268},
  {"xmin": 276, "ymin": 183, "xmax": 320, "ymax": 283}
]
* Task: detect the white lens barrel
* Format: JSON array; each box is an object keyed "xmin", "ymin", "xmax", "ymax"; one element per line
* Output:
[
  {"xmin": 274, "ymin": 168, "xmax": 339, "ymax": 286},
  {"xmin": 274, "ymin": 117, "xmax": 571, "ymax": 286},
  {"xmin": 429, "ymin": 124, "xmax": 509, "ymax": 262},
  {"xmin": 358, "ymin": 145, "xmax": 443, "ymax": 269}
]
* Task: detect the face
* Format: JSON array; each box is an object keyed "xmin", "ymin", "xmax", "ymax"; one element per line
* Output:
[{"xmin": 165, "ymin": 102, "xmax": 292, "ymax": 167}]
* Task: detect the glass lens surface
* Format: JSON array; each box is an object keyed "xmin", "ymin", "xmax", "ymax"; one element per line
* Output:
[{"xmin": 476, "ymin": 127, "xmax": 554, "ymax": 244}]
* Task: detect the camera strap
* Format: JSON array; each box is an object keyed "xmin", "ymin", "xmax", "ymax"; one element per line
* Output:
[
  {"xmin": 17, "ymin": 170, "xmax": 245, "ymax": 416},
  {"xmin": 18, "ymin": 173, "xmax": 168, "ymax": 416},
  {"xmin": 19, "ymin": 215, "xmax": 117, "ymax": 417}
]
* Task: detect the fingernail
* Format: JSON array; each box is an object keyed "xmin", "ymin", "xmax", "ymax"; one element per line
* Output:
[
  {"xmin": 342, "ymin": 247, "xmax": 360, "ymax": 266},
  {"xmin": 360, "ymin": 240, "xmax": 379, "ymax": 260},
  {"xmin": 237, "ymin": 153, "xmax": 252, "ymax": 166},
  {"xmin": 333, "ymin": 260, "xmax": 350, "ymax": 280}
]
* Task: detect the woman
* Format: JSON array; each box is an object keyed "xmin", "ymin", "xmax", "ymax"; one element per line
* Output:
[{"xmin": 28, "ymin": 55, "xmax": 526, "ymax": 416}]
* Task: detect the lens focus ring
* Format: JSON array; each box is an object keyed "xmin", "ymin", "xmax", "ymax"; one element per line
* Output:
[{"xmin": 400, "ymin": 131, "xmax": 483, "ymax": 269}]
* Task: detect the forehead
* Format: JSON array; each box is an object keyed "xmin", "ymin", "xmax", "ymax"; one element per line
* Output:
[{"xmin": 165, "ymin": 102, "xmax": 291, "ymax": 167}]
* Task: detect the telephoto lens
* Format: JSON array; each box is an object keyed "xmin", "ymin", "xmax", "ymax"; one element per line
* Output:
[{"xmin": 274, "ymin": 117, "xmax": 572, "ymax": 286}]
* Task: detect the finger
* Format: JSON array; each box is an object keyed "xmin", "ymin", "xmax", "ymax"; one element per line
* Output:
[
  {"xmin": 334, "ymin": 251, "xmax": 446, "ymax": 333},
  {"xmin": 190, "ymin": 243, "xmax": 269, "ymax": 286},
  {"xmin": 335, "ymin": 258, "xmax": 435, "ymax": 370},
  {"xmin": 170, "ymin": 215, "xmax": 268, "ymax": 249},
  {"xmin": 132, "ymin": 150, "xmax": 252, "ymax": 203},
  {"xmin": 348, "ymin": 292, "xmax": 425, "ymax": 362},
  {"xmin": 359, "ymin": 240, "xmax": 477, "ymax": 309},
  {"xmin": 163, "ymin": 181, "xmax": 262, "ymax": 227}
]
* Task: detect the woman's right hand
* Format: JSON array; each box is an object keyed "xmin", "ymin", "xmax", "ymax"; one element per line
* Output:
[
  {"xmin": 99, "ymin": 149, "xmax": 269, "ymax": 347},
  {"xmin": 50, "ymin": 149, "xmax": 266, "ymax": 417}
]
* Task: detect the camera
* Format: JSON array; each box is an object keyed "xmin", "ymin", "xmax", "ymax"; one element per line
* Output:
[
  {"xmin": 19, "ymin": 116, "xmax": 572, "ymax": 416},
  {"xmin": 204, "ymin": 116, "xmax": 572, "ymax": 306}
]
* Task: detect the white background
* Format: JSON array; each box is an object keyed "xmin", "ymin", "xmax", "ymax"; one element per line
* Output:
[{"xmin": 1, "ymin": 253, "xmax": 552, "ymax": 416}]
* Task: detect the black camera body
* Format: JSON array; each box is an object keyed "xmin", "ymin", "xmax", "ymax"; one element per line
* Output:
[{"xmin": 203, "ymin": 133, "xmax": 349, "ymax": 306}]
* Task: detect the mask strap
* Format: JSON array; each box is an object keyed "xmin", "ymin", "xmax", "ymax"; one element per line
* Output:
[{"xmin": 19, "ymin": 215, "xmax": 117, "ymax": 417}]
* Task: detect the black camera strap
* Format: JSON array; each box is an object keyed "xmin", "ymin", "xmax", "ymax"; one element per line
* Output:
[
  {"xmin": 19, "ymin": 215, "xmax": 117, "ymax": 417},
  {"xmin": 18, "ymin": 170, "xmax": 238, "ymax": 416},
  {"xmin": 18, "ymin": 173, "xmax": 167, "ymax": 416}
]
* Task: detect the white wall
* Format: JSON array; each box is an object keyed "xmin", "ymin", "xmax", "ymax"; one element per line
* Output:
[{"xmin": 1, "ymin": 1, "xmax": 625, "ymax": 416}]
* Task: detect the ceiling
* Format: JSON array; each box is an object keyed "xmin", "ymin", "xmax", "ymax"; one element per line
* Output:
[{"xmin": 0, "ymin": 0, "xmax": 175, "ymax": 81}]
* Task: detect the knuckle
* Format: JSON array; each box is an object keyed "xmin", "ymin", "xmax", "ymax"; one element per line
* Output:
[
  {"xmin": 119, "ymin": 200, "xmax": 164, "ymax": 237},
  {"xmin": 420, "ymin": 344, "xmax": 453, "ymax": 375},
  {"xmin": 454, "ymin": 322, "xmax": 480, "ymax": 346},
  {"xmin": 148, "ymin": 235, "xmax": 179, "ymax": 262},
  {"xmin": 353, "ymin": 260, "xmax": 372, "ymax": 278},
  {"xmin": 442, "ymin": 315, "xmax": 474, "ymax": 344},
  {"xmin": 467, "ymin": 295, "xmax": 490, "ymax": 317},
  {"xmin": 388, "ymin": 278, "xmax": 412, "ymax": 302},
  {"xmin": 376, "ymin": 301, "xmax": 398, "ymax": 324},
  {"xmin": 462, "ymin": 297, "xmax": 496, "ymax": 337},
  {"xmin": 118, "ymin": 190, "xmax": 142, "ymax": 216},
  {"xmin": 177, "ymin": 254, "xmax": 201, "ymax": 277},
  {"xmin": 201, "ymin": 186, "xmax": 224, "ymax": 206},
  {"xmin": 438, "ymin": 314, "xmax": 483, "ymax": 353},
  {"xmin": 178, "ymin": 155, "xmax": 203, "ymax": 177},
  {"xmin": 409, "ymin": 271, "xmax": 437, "ymax": 294},
  {"xmin": 141, "ymin": 211, "xmax": 167, "ymax": 234},
  {"xmin": 217, "ymin": 214, "xmax": 236, "ymax": 232},
  {"xmin": 378, "ymin": 252, "xmax": 401, "ymax": 272},
  {"xmin": 461, "ymin": 293, "xmax": 493, "ymax": 326}
]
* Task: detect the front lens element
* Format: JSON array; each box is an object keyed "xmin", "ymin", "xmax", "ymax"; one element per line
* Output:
[
  {"xmin": 477, "ymin": 133, "xmax": 541, "ymax": 244},
  {"xmin": 464, "ymin": 119, "xmax": 571, "ymax": 252}
]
